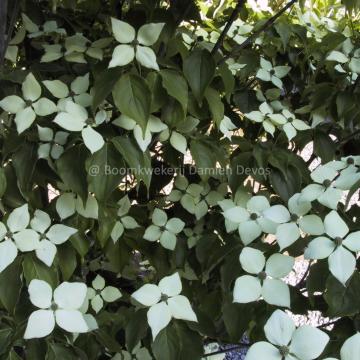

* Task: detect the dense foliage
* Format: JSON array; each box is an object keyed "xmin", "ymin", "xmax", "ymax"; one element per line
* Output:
[{"xmin": 0, "ymin": 0, "xmax": 360, "ymax": 359}]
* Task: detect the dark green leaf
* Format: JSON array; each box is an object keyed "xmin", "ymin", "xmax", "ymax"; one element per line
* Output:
[
  {"xmin": 22, "ymin": 254, "xmax": 58, "ymax": 289},
  {"xmin": 0, "ymin": 257, "xmax": 22, "ymax": 314},
  {"xmin": 160, "ymin": 70, "xmax": 188, "ymax": 112},
  {"xmin": 113, "ymin": 74, "xmax": 151, "ymax": 132},
  {"xmin": 86, "ymin": 142, "xmax": 124, "ymax": 201},
  {"xmin": 152, "ymin": 322, "xmax": 203, "ymax": 360},
  {"xmin": 92, "ymin": 67, "xmax": 123, "ymax": 111},
  {"xmin": 112, "ymin": 136, "xmax": 152, "ymax": 189},
  {"xmin": 56, "ymin": 145, "xmax": 89, "ymax": 202},
  {"xmin": 183, "ymin": 49, "xmax": 215, "ymax": 105}
]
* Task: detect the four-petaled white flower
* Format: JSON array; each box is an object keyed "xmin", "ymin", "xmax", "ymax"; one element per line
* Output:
[
  {"xmin": 86, "ymin": 275, "xmax": 122, "ymax": 313},
  {"xmin": 280, "ymin": 109, "xmax": 311, "ymax": 141},
  {"xmin": 244, "ymin": 102, "xmax": 281, "ymax": 136},
  {"xmin": 41, "ymin": 34, "xmax": 111, "ymax": 63},
  {"xmin": 0, "ymin": 73, "xmax": 57, "ymax": 133},
  {"xmin": 234, "ymin": 247, "xmax": 294, "ymax": 307},
  {"xmin": 323, "ymin": 332, "xmax": 360, "ymax": 360},
  {"xmin": 245, "ymin": 310, "xmax": 329, "ymax": 360},
  {"xmin": 0, "ymin": 204, "xmax": 40, "ymax": 273},
  {"xmin": 109, "ymin": 18, "xmax": 164, "ymax": 70},
  {"xmin": 56, "ymin": 193, "xmax": 99, "ymax": 220},
  {"xmin": 222, "ymin": 195, "xmax": 278, "ymax": 245},
  {"xmin": 326, "ymin": 38, "xmax": 360, "ymax": 74},
  {"xmin": 30, "ymin": 210, "xmax": 77, "ymax": 267},
  {"xmin": 37, "ymin": 125, "xmax": 69, "ymax": 160},
  {"xmin": 111, "ymin": 196, "xmax": 139, "ymax": 243},
  {"xmin": 143, "ymin": 208, "xmax": 185, "ymax": 250},
  {"xmin": 113, "ymin": 114, "xmax": 168, "ymax": 152},
  {"xmin": 305, "ymin": 210, "xmax": 360, "ymax": 285},
  {"xmin": 300, "ymin": 163, "xmax": 345, "ymax": 209},
  {"xmin": 43, "ymin": 73, "xmax": 92, "ymax": 110},
  {"xmin": 256, "ymin": 58, "xmax": 291, "ymax": 89},
  {"xmin": 24, "ymin": 279, "xmax": 96, "ymax": 339},
  {"xmin": 275, "ymin": 193, "xmax": 324, "ymax": 250},
  {"xmin": 22, "ymin": 14, "xmax": 67, "ymax": 38},
  {"xmin": 131, "ymin": 273, "xmax": 197, "ymax": 340},
  {"xmin": 54, "ymin": 100, "xmax": 105, "ymax": 154}
]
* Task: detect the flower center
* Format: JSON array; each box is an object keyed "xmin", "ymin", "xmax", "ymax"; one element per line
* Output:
[
  {"xmin": 290, "ymin": 213, "xmax": 299, "ymax": 222},
  {"xmin": 250, "ymin": 213, "xmax": 258, "ymax": 220},
  {"xmin": 270, "ymin": 69, "xmax": 275, "ymax": 76},
  {"xmin": 258, "ymin": 271, "xmax": 267, "ymax": 281},
  {"xmin": 50, "ymin": 302, "xmax": 58, "ymax": 311},
  {"xmin": 132, "ymin": 39, "xmax": 139, "ymax": 46},
  {"xmin": 323, "ymin": 179, "xmax": 332, "ymax": 188},
  {"xmin": 347, "ymin": 157, "xmax": 354, "ymax": 165},
  {"xmin": 40, "ymin": 233, "xmax": 47, "ymax": 240},
  {"xmin": 25, "ymin": 100, "xmax": 33, "ymax": 107},
  {"xmin": 5, "ymin": 231, "xmax": 13, "ymax": 238},
  {"xmin": 279, "ymin": 346, "xmax": 290, "ymax": 357},
  {"xmin": 160, "ymin": 293, "xmax": 169, "ymax": 302},
  {"xmin": 335, "ymin": 236, "xmax": 343, "ymax": 246}
]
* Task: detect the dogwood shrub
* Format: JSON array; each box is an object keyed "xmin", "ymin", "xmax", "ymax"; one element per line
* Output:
[{"xmin": 0, "ymin": 0, "xmax": 359, "ymax": 359}]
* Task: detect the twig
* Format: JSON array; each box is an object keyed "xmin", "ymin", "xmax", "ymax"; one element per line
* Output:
[
  {"xmin": 219, "ymin": 0, "xmax": 298, "ymax": 65},
  {"xmin": 0, "ymin": 0, "xmax": 8, "ymax": 67},
  {"xmin": 211, "ymin": 0, "xmax": 246, "ymax": 55},
  {"xmin": 295, "ymin": 262, "xmax": 311, "ymax": 289},
  {"xmin": 202, "ymin": 344, "xmax": 250, "ymax": 358},
  {"xmin": 4, "ymin": 0, "xmax": 20, "ymax": 50},
  {"xmin": 337, "ymin": 128, "xmax": 360, "ymax": 145}
]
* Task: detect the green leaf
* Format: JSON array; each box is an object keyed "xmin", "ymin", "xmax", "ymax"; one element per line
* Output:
[
  {"xmin": 22, "ymin": 254, "xmax": 58, "ymax": 289},
  {"xmin": 324, "ymin": 272, "xmax": 360, "ymax": 317},
  {"xmin": 218, "ymin": 63, "xmax": 234, "ymax": 103},
  {"xmin": 57, "ymin": 244, "xmax": 77, "ymax": 281},
  {"xmin": 0, "ymin": 167, "xmax": 7, "ymax": 198},
  {"xmin": 113, "ymin": 74, "xmax": 151, "ymax": 132},
  {"xmin": 270, "ymin": 166, "xmax": 301, "ymax": 201},
  {"xmin": 274, "ymin": 21, "xmax": 291, "ymax": 49},
  {"xmin": 204, "ymin": 87, "xmax": 224, "ymax": 126},
  {"xmin": 112, "ymin": 136, "xmax": 152, "ymax": 189},
  {"xmin": 12, "ymin": 142, "xmax": 37, "ymax": 195},
  {"xmin": 47, "ymin": 344, "xmax": 78, "ymax": 360},
  {"xmin": 222, "ymin": 299, "xmax": 253, "ymax": 342},
  {"xmin": 0, "ymin": 328, "xmax": 12, "ymax": 356},
  {"xmin": 125, "ymin": 309, "xmax": 149, "ymax": 352},
  {"xmin": 183, "ymin": 49, "xmax": 215, "ymax": 105},
  {"xmin": 92, "ymin": 67, "xmax": 123, "ymax": 111},
  {"xmin": 147, "ymin": 72, "xmax": 167, "ymax": 112},
  {"xmin": 70, "ymin": 232, "xmax": 90, "ymax": 258},
  {"xmin": 56, "ymin": 145, "xmax": 89, "ymax": 202},
  {"xmin": 97, "ymin": 206, "xmax": 117, "ymax": 247},
  {"xmin": 152, "ymin": 322, "xmax": 203, "ymax": 360},
  {"xmin": 314, "ymin": 130, "xmax": 335, "ymax": 163},
  {"xmin": 95, "ymin": 329, "xmax": 123, "ymax": 352},
  {"xmin": 86, "ymin": 142, "xmax": 124, "ymax": 201},
  {"xmin": 160, "ymin": 70, "xmax": 188, "ymax": 111},
  {"xmin": 0, "ymin": 257, "xmax": 22, "ymax": 314},
  {"xmin": 190, "ymin": 140, "xmax": 217, "ymax": 180}
]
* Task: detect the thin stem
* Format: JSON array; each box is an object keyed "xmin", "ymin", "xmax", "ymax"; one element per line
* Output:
[
  {"xmin": 295, "ymin": 262, "xmax": 311, "ymax": 289},
  {"xmin": 0, "ymin": 0, "xmax": 8, "ymax": 67},
  {"xmin": 202, "ymin": 344, "xmax": 250, "ymax": 358},
  {"xmin": 219, "ymin": 0, "xmax": 298, "ymax": 65},
  {"xmin": 211, "ymin": 0, "xmax": 247, "ymax": 55},
  {"xmin": 337, "ymin": 128, "xmax": 360, "ymax": 145},
  {"xmin": 4, "ymin": 0, "xmax": 20, "ymax": 51}
]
